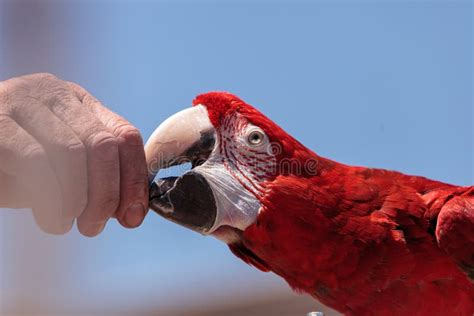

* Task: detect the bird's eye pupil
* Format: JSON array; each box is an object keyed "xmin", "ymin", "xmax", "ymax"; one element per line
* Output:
[{"xmin": 248, "ymin": 130, "xmax": 264, "ymax": 145}]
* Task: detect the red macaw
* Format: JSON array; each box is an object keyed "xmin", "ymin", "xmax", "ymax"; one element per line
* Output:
[{"xmin": 145, "ymin": 92, "xmax": 474, "ymax": 315}]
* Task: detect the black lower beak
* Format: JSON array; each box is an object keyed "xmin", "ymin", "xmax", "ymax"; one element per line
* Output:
[{"xmin": 149, "ymin": 171, "xmax": 217, "ymax": 233}]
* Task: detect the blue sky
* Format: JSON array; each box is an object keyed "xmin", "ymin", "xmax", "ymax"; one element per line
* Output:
[{"xmin": 1, "ymin": 1, "xmax": 472, "ymax": 313}]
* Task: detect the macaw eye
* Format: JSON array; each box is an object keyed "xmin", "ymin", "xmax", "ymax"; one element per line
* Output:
[{"xmin": 247, "ymin": 130, "xmax": 265, "ymax": 146}]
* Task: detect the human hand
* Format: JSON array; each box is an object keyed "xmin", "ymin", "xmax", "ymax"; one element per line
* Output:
[{"xmin": 0, "ymin": 73, "xmax": 148, "ymax": 236}]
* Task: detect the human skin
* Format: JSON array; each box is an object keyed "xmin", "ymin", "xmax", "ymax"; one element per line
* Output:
[{"xmin": 0, "ymin": 73, "xmax": 149, "ymax": 236}]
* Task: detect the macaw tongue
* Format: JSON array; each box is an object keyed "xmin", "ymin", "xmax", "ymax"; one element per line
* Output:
[{"xmin": 149, "ymin": 172, "xmax": 217, "ymax": 233}]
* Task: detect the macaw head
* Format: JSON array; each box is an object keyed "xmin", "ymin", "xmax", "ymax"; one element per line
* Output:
[{"xmin": 145, "ymin": 92, "xmax": 321, "ymax": 271}]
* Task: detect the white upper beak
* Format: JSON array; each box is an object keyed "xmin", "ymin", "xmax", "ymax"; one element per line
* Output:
[{"xmin": 145, "ymin": 104, "xmax": 214, "ymax": 180}]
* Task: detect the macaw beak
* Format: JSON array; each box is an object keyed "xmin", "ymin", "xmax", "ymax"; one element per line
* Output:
[{"xmin": 145, "ymin": 104, "xmax": 218, "ymax": 233}]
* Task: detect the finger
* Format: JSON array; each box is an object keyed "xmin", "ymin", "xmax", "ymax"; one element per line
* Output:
[
  {"xmin": 12, "ymin": 104, "xmax": 88, "ymax": 222},
  {"xmin": 68, "ymin": 82, "xmax": 148, "ymax": 228},
  {"xmin": 0, "ymin": 115, "xmax": 68, "ymax": 234},
  {"xmin": 46, "ymin": 89, "xmax": 120, "ymax": 237},
  {"xmin": 0, "ymin": 171, "xmax": 33, "ymax": 209}
]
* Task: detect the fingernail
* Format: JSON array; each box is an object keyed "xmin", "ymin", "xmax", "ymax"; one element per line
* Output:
[
  {"xmin": 84, "ymin": 222, "xmax": 106, "ymax": 237},
  {"xmin": 62, "ymin": 219, "xmax": 74, "ymax": 233},
  {"xmin": 125, "ymin": 203, "xmax": 145, "ymax": 227}
]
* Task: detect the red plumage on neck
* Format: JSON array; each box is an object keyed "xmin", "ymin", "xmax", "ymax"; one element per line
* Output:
[{"xmin": 241, "ymin": 165, "xmax": 474, "ymax": 315}]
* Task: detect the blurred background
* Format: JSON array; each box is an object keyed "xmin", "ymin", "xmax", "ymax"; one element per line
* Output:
[{"xmin": 0, "ymin": 0, "xmax": 471, "ymax": 315}]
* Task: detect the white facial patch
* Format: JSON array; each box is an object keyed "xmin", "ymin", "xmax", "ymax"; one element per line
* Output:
[
  {"xmin": 192, "ymin": 113, "xmax": 277, "ymax": 234},
  {"xmin": 193, "ymin": 160, "xmax": 262, "ymax": 233}
]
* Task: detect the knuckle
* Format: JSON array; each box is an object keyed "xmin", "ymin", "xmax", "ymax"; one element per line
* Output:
[
  {"xmin": 21, "ymin": 73, "xmax": 72, "ymax": 110},
  {"xmin": 0, "ymin": 84, "xmax": 14, "ymax": 114},
  {"xmin": 115, "ymin": 124, "xmax": 143, "ymax": 146},
  {"xmin": 81, "ymin": 91, "xmax": 99, "ymax": 105},
  {"xmin": 27, "ymin": 73, "xmax": 63, "ymax": 95},
  {"xmin": 87, "ymin": 132, "xmax": 119, "ymax": 160},
  {"xmin": 66, "ymin": 81, "xmax": 87, "ymax": 100},
  {"xmin": 65, "ymin": 141, "xmax": 86, "ymax": 158},
  {"xmin": 20, "ymin": 73, "xmax": 58, "ymax": 83},
  {"xmin": 43, "ymin": 89, "xmax": 73, "ymax": 110},
  {"xmin": 33, "ymin": 72, "xmax": 58, "ymax": 81},
  {"xmin": 22, "ymin": 144, "xmax": 46, "ymax": 163}
]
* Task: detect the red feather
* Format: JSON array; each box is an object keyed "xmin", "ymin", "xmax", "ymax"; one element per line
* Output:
[
  {"xmin": 196, "ymin": 92, "xmax": 474, "ymax": 315},
  {"xmin": 242, "ymin": 169, "xmax": 474, "ymax": 315}
]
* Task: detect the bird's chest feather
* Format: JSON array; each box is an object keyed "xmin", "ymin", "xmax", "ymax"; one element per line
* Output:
[{"xmin": 240, "ymin": 176, "xmax": 474, "ymax": 314}]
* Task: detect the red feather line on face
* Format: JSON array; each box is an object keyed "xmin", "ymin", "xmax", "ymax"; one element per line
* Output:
[
  {"xmin": 193, "ymin": 92, "xmax": 474, "ymax": 315},
  {"xmin": 218, "ymin": 114, "xmax": 263, "ymax": 199},
  {"xmin": 193, "ymin": 92, "xmax": 329, "ymax": 178}
]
